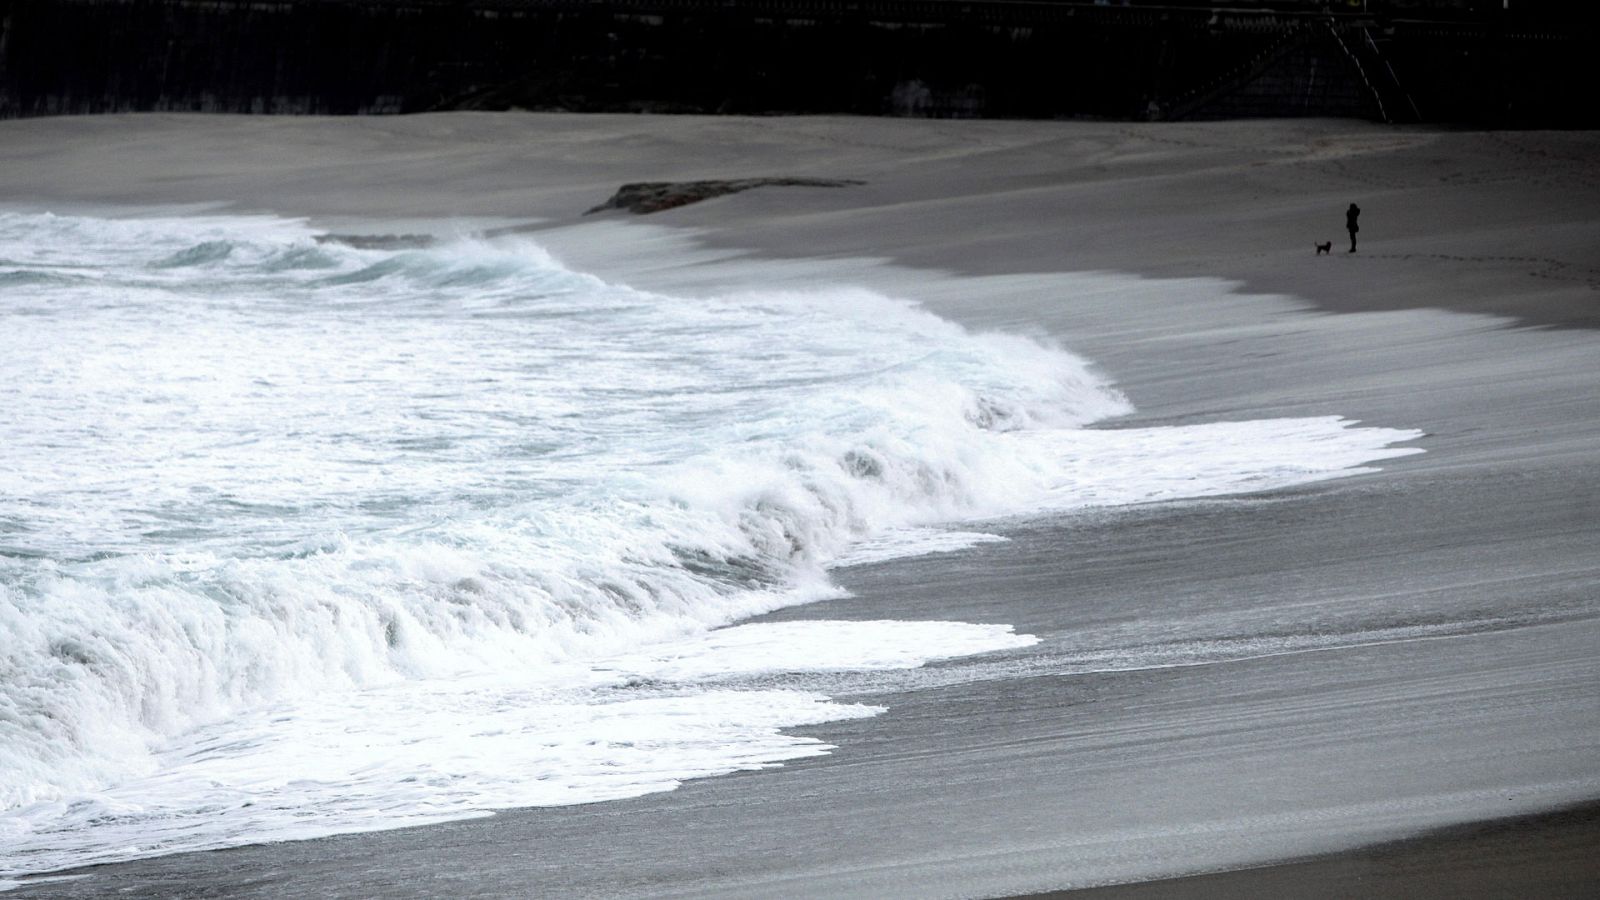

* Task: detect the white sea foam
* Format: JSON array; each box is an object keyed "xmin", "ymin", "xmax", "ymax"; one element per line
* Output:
[
  {"xmin": 1, "ymin": 620, "xmax": 1033, "ymax": 876},
  {"xmin": 0, "ymin": 211, "xmax": 1421, "ymax": 878},
  {"xmin": 832, "ymin": 528, "xmax": 1011, "ymax": 567},
  {"xmin": 602, "ymin": 619, "xmax": 1040, "ymax": 682}
]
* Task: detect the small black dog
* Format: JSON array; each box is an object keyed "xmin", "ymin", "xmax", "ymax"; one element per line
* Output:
[{"xmin": 1315, "ymin": 241, "xmax": 1333, "ymax": 255}]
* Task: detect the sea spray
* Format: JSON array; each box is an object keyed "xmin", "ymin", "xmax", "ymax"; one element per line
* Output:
[{"xmin": 0, "ymin": 211, "xmax": 1420, "ymax": 877}]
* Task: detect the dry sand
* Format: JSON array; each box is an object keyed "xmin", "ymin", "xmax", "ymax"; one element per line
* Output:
[{"xmin": 1, "ymin": 113, "xmax": 1598, "ymax": 898}]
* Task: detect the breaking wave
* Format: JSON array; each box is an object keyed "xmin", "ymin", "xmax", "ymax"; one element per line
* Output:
[{"xmin": 0, "ymin": 211, "xmax": 1420, "ymax": 877}]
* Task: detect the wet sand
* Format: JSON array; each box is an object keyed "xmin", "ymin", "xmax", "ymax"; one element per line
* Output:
[
  {"xmin": 2, "ymin": 113, "xmax": 1598, "ymax": 898},
  {"xmin": 1026, "ymin": 802, "xmax": 1600, "ymax": 899}
]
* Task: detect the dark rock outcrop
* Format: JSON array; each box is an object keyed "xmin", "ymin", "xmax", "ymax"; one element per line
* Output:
[{"xmin": 585, "ymin": 178, "xmax": 864, "ymax": 215}]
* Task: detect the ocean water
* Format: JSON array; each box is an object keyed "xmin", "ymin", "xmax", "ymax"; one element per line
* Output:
[{"xmin": 0, "ymin": 211, "xmax": 1422, "ymax": 881}]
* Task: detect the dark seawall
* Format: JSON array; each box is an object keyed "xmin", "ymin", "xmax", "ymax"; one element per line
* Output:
[{"xmin": 1, "ymin": 0, "xmax": 1596, "ymax": 125}]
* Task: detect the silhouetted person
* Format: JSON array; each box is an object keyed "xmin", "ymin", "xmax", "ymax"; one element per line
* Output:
[{"xmin": 1346, "ymin": 203, "xmax": 1361, "ymax": 253}]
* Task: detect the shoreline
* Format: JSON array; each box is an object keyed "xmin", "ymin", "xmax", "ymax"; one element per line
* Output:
[
  {"xmin": 2, "ymin": 114, "xmax": 1597, "ymax": 329},
  {"xmin": 2, "ymin": 113, "xmax": 1598, "ymax": 898}
]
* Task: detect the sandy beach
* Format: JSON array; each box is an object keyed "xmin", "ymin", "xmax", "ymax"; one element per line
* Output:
[{"xmin": 1, "ymin": 113, "xmax": 1598, "ymax": 897}]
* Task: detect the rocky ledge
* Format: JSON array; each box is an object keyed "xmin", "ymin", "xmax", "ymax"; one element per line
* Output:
[{"xmin": 586, "ymin": 177, "xmax": 864, "ymax": 215}]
